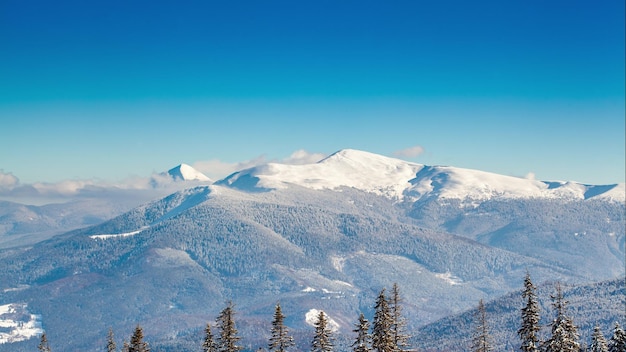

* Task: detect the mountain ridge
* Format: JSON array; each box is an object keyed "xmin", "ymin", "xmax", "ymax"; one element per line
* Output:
[
  {"xmin": 219, "ymin": 149, "xmax": 625, "ymax": 202},
  {"xmin": 0, "ymin": 149, "xmax": 622, "ymax": 351}
]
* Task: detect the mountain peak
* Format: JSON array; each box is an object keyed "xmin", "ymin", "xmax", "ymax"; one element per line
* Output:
[
  {"xmin": 167, "ymin": 164, "xmax": 211, "ymax": 182},
  {"xmin": 219, "ymin": 149, "xmax": 424, "ymax": 198}
]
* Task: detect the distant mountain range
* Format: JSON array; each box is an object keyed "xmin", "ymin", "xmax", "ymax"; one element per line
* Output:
[{"xmin": 0, "ymin": 149, "xmax": 623, "ymax": 351}]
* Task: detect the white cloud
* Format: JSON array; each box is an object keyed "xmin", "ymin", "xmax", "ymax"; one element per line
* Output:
[
  {"xmin": 393, "ymin": 145, "xmax": 425, "ymax": 158},
  {"xmin": 193, "ymin": 149, "xmax": 327, "ymax": 180},
  {"xmin": 282, "ymin": 149, "xmax": 326, "ymax": 165},
  {"xmin": 524, "ymin": 172, "xmax": 536, "ymax": 180},
  {"xmin": 0, "ymin": 170, "xmax": 19, "ymax": 189},
  {"xmin": 193, "ymin": 156, "xmax": 267, "ymax": 181},
  {"xmin": 0, "ymin": 173, "xmax": 191, "ymax": 206},
  {"xmin": 0, "ymin": 149, "xmax": 328, "ymax": 205}
]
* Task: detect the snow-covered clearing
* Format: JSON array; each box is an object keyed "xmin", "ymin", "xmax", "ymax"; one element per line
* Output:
[
  {"xmin": 0, "ymin": 303, "xmax": 42, "ymax": 344},
  {"xmin": 435, "ymin": 272, "xmax": 463, "ymax": 285},
  {"xmin": 304, "ymin": 309, "xmax": 340, "ymax": 332},
  {"xmin": 90, "ymin": 226, "xmax": 149, "ymax": 240}
]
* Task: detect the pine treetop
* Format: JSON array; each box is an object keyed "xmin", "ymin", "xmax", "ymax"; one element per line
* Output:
[
  {"xmin": 352, "ymin": 312, "xmax": 372, "ymax": 352},
  {"xmin": 311, "ymin": 311, "xmax": 334, "ymax": 352},
  {"xmin": 269, "ymin": 302, "xmax": 295, "ymax": 352},
  {"xmin": 591, "ymin": 325, "xmax": 609, "ymax": 352},
  {"xmin": 216, "ymin": 301, "xmax": 243, "ymax": 352}
]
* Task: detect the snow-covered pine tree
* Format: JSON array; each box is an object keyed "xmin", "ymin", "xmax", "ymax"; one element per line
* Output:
[
  {"xmin": 122, "ymin": 340, "xmax": 130, "ymax": 352},
  {"xmin": 390, "ymin": 283, "xmax": 410, "ymax": 351},
  {"xmin": 128, "ymin": 325, "xmax": 150, "ymax": 352},
  {"xmin": 590, "ymin": 325, "xmax": 609, "ymax": 352},
  {"xmin": 471, "ymin": 299, "xmax": 492, "ymax": 352},
  {"xmin": 543, "ymin": 283, "xmax": 580, "ymax": 352},
  {"xmin": 518, "ymin": 271, "xmax": 541, "ymax": 352},
  {"xmin": 202, "ymin": 323, "xmax": 217, "ymax": 352},
  {"xmin": 107, "ymin": 328, "xmax": 117, "ymax": 352},
  {"xmin": 269, "ymin": 302, "xmax": 295, "ymax": 352},
  {"xmin": 216, "ymin": 301, "xmax": 243, "ymax": 352},
  {"xmin": 608, "ymin": 322, "xmax": 626, "ymax": 352},
  {"xmin": 352, "ymin": 312, "xmax": 372, "ymax": 352},
  {"xmin": 372, "ymin": 288, "xmax": 395, "ymax": 352},
  {"xmin": 38, "ymin": 333, "xmax": 51, "ymax": 352},
  {"xmin": 311, "ymin": 310, "xmax": 334, "ymax": 352}
]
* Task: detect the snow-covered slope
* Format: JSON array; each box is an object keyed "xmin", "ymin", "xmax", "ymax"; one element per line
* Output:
[
  {"xmin": 218, "ymin": 149, "xmax": 625, "ymax": 202},
  {"xmin": 167, "ymin": 164, "xmax": 211, "ymax": 182},
  {"xmin": 219, "ymin": 149, "xmax": 423, "ymax": 199}
]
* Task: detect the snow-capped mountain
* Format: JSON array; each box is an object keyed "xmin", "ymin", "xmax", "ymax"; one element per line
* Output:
[
  {"xmin": 0, "ymin": 149, "xmax": 622, "ymax": 351},
  {"xmin": 167, "ymin": 163, "xmax": 211, "ymax": 182},
  {"xmin": 220, "ymin": 149, "xmax": 625, "ymax": 202}
]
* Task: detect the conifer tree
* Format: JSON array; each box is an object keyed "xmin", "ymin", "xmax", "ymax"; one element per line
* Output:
[
  {"xmin": 471, "ymin": 299, "xmax": 492, "ymax": 352},
  {"xmin": 311, "ymin": 310, "xmax": 334, "ymax": 352},
  {"xmin": 202, "ymin": 323, "xmax": 217, "ymax": 352},
  {"xmin": 128, "ymin": 325, "xmax": 150, "ymax": 352},
  {"xmin": 390, "ymin": 283, "xmax": 410, "ymax": 351},
  {"xmin": 122, "ymin": 340, "xmax": 130, "ymax": 352},
  {"xmin": 269, "ymin": 302, "xmax": 295, "ymax": 352},
  {"xmin": 544, "ymin": 283, "xmax": 580, "ymax": 352},
  {"xmin": 216, "ymin": 301, "xmax": 243, "ymax": 352},
  {"xmin": 518, "ymin": 271, "xmax": 541, "ymax": 352},
  {"xmin": 609, "ymin": 322, "xmax": 626, "ymax": 352},
  {"xmin": 372, "ymin": 288, "xmax": 394, "ymax": 352},
  {"xmin": 352, "ymin": 312, "xmax": 372, "ymax": 352},
  {"xmin": 107, "ymin": 328, "xmax": 117, "ymax": 352},
  {"xmin": 591, "ymin": 325, "xmax": 609, "ymax": 352},
  {"xmin": 38, "ymin": 333, "xmax": 51, "ymax": 352}
]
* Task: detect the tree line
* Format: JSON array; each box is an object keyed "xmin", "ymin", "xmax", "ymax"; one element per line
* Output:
[{"xmin": 37, "ymin": 277, "xmax": 625, "ymax": 352}]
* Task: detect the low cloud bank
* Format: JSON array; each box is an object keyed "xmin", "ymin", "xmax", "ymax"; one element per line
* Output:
[{"xmin": 0, "ymin": 149, "xmax": 328, "ymax": 205}]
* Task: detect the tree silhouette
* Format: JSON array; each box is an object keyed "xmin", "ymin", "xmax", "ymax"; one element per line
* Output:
[
  {"xmin": 311, "ymin": 310, "xmax": 333, "ymax": 352},
  {"xmin": 128, "ymin": 325, "xmax": 150, "ymax": 352},
  {"xmin": 590, "ymin": 325, "xmax": 609, "ymax": 352},
  {"xmin": 352, "ymin": 312, "xmax": 371, "ymax": 352},
  {"xmin": 518, "ymin": 271, "xmax": 541, "ymax": 352},
  {"xmin": 216, "ymin": 301, "xmax": 243, "ymax": 352},
  {"xmin": 544, "ymin": 283, "xmax": 579, "ymax": 352},
  {"xmin": 107, "ymin": 328, "xmax": 117, "ymax": 352},
  {"xmin": 38, "ymin": 333, "xmax": 51, "ymax": 352},
  {"xmin": 202, "ymin": 323, "xmax": 217, "ymax": 352},
  {"xmin": 372, "ymin": 288, "xmax": 394, "ymax": 352},
  {"xmin": 390, "ymin": 283, "xmax": 409, "ymax": 351},
  {"xmin": 471, "ymin": 299, "xmax": 492, "ymax": 352},
  {"xmin": 269, "ymin": 302, "xmax": 295, "ymax": 352}
]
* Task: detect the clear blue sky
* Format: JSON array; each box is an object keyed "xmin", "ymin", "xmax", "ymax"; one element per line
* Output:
[{"xmin": 1, "ymin": 0, "xmax": 624, "ymax": 186}]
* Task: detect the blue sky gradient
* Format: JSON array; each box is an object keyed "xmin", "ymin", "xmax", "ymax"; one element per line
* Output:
[{"xmin": 1, "ymin": 0, "xmax": 624, "ymax": 186}]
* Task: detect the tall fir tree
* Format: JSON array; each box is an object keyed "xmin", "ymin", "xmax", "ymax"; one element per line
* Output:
[
  {"xmin": 372, "ymin": 288, "xmax": 395, "ymax": 352},
  {"xmin": 543, "ymin": 283, "xmax": 580, "ymax": 352},
  {"xmin": 591, "ymin": 325, "xmax": 609, "ymax": 352},
  {"xmin": 311, "ymin": 310, "xmax": 334, "ymax": 352},
  {"xmin": 608, "ymin": 322, "xmax": 626, "ymax": 352},
  {"xmin": 390, "ymin": 283, "xmax": 410, "ymax": 351},
  {"xmin": 202, "ymin": 323, "xmax": 217, "ymax": 352},
  {"xmin": 38, "ymin": 333, "xmax": 51, "ymax": 352},
  {"xmin": 107, "ymin": 328, "xmax": 117, "ymax": 352},
  {"xmin": 518, "ymin": 271, "xmax": 541, "ymax": 352},
  {"xmin": 269, "ymin": 303, "xmax": 295, "ymax": 352},
  {"xmin": 471, "ymin": 299, "xmax": 492, "ymax": 352},
  {"xmin": 128, "ymin": 325, "xmax": 150, "ymax": 352},
  {"xmin": 216, "ymin": 301, "xmax": 243, "ymax": 352},
  {"xmin": 352, "ymin": 312, "xmax": 372, "ymax": 352}
]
